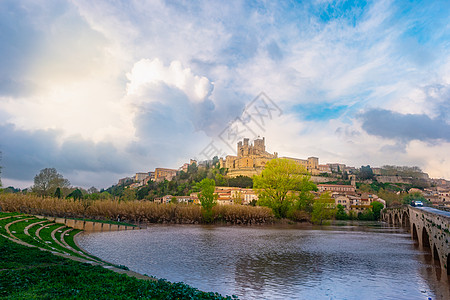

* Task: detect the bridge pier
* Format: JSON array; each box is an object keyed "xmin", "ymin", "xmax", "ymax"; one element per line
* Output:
[{"xmin": 382, "ymin": 206, "xmax": 450, "ymax": 274}]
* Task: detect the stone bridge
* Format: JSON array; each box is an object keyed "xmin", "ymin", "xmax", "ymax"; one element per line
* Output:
[{"xmin": 382, "ymin": 206, "xmax": 450, "ymax": 274}]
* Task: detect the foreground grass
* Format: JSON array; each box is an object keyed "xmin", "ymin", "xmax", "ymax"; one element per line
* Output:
[{"xmin": 0, "ymin": 214, "xmax": 236, "ymax": 299}]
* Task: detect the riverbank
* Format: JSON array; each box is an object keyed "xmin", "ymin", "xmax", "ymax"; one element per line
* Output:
[
  {"xmin": 0, "ymin": 212, "xmax": 236, "ymax": 299},
  {"xmin": 0, "ymin": 194, "xmax": 274, "ymax": 225}
]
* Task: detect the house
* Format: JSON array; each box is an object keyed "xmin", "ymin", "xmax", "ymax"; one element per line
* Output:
[
  {"xmin": 318, "ymin": 184, "xmax": 356, "ymax": 194},
  {"xmin": 318, "ymin": 164, "xmax": 332, "ymax": 174}
]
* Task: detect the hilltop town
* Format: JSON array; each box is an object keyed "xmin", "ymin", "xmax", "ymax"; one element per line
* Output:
[{"xmin": 112, "ymin": 137, "xmax": 450, "ymax": 215}]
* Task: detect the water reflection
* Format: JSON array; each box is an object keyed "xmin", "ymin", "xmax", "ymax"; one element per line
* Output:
[{"xmin": 77, "ymin": 223, "xmax": 449, "ymax": 299}]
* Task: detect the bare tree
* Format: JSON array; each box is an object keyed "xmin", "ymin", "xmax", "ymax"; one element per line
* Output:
[{"xmin": 32, "ymin": 168, "xmax": 70, "ymax": 197}]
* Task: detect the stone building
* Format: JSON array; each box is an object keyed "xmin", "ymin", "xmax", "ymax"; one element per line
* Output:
[
  {"xmin": 154, "ymin": 168, "xmax": 177, "ymax": 182},
  {"xmin": 219, "ymin": 137, "xmax": 322, "ymax": 177},
  {"xmin": 280, "ymin": 156, "xmax": 320, "ymax": 175},
  {"xmin": 220, "ymin": 137, "xmax": 278, "ymax": 178},
  {"xmin": 318, "ymin": 184, "xmax": 356, "ymax": 194}
]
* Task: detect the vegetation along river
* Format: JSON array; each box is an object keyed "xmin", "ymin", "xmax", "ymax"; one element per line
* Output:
[{"xmin": 77, "ymin": 222, "xmax": 450, "ymax": 299}]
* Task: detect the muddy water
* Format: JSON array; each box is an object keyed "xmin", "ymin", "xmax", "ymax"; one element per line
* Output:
[{"xmin": 77, "ymin": 223, "xmax": 450, "ymax": 299}]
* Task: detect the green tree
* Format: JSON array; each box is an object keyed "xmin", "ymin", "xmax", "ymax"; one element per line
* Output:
[
  {"xmin": 66, "ymin": 188, "xmax": 83, "ymax": 200},
  {"xmin": 254, "ymin": 158, "xmax": 313, "ymax": 218},
  {"xmin": 377, "ymin": 188, "xmax": 403, "ymax": 207},
  {"xmin": 358, "ymin": 165, "xmax": 374, "ymax": 181},
  {"xmin": 32, "ymin": 168, "xmax": 71, "ymax": 197},
  {"xmin": 335, "ymin": 204, "xmax": 348, "ymax": 220},
  {"xmin": 311, "ymin": 192, "xmax": 336, "ymax": 225},
  {"xmin": 54, "ymin": 187, "xmax": 62, "ymax": 199},
  {"xmin": 371, "ymin": 201, "xmax": 384, "ymax": 220},
  {"xmin": 228, "ymin": 175, "xmax": 253, "ymax": 188},
  {"xmin": 100, "ymin": 191, "xmax": 112, "ymax": 199},
  {"xmin": 296, "ymin": 176, "xmax": 318, "ymax": 213},
  {"xmin": 121, "ymin": 188, "xmax": 136, "ymax": 202},
  {"xmin": 197, "ymin": 178, "xmax": 218, "ymax": 222},
  {"xmin": 358, "ymin": 209, "xmax": 375, "ymax": 221},
  {"xmin": 403, "ymin": 192, "xmax": 426, "ymax": 205}
]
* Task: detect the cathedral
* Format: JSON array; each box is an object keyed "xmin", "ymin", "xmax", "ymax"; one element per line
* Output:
[
  {"xmin": 219, "ymin": 137, "xmax": 278, "ymax": 178},
  {"xmin": 219, "ymin": 137, "xmax": 320, "ymax": 177}
]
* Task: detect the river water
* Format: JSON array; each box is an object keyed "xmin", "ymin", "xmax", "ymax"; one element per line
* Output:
[{"xmin": 77, "ymin": 222, "xmax": 450, "ymax": 299}]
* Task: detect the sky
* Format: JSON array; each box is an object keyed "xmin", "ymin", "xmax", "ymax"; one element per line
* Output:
[{"xmin": 1, "ymin": 0, "xmax": 449, "ymax": 190}]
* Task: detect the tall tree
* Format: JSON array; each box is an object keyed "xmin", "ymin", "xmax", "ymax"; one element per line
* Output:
[
  {"xmin": 254, "ymin": 158, "xmax": 314, "ymax": 218},
  {"xmin": 32, "ymin": 168, "xmax": 70, "ymax": 197},
  {"xmin": 358, "ymin": 165, "xmax": 374, "ymax": 180},
  {"xmin": 54, "ymin": 187, "xmax": 62, "ymax": 199},
  {"xmin": 197, "ymin": 178, "xmax": 218, "ymax": 222},
  {"xmin": 311, "ymin": 192, "xmax": 336, "ymax": 225},
  {"xmin": 371, "ymin": 201, "xmax": 384, "ymax": 220}
]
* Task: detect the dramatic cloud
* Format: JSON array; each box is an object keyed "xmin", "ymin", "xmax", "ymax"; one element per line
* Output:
[
  {"xmin": 1, "ymin": 0, "xmax": 450, "ymax": 188},
  {"xmin": 360, "ymin": 109, "xmax": 450, "ymax": 142},
  {"xmin": 0, "ymin": 124, "xmax": 134, "ymax": 187}
]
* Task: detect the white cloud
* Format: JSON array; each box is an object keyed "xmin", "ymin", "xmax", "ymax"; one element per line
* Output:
[
  {"xmin": 1, "ymin": 0, "xmax": 450, "ymax": 189},
  {"xmin": 126, "ymin": 58, "xmax": 213, "ymax": 103}
]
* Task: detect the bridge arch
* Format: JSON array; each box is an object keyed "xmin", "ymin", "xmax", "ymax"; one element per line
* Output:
[
  {"xmin": 383, "ymin": 205, "xmax": 450, "ymax": 273},
  {"xmin": 412, "ymin": 224, "xmax": 418, "ymax": 241},
  {"xmin": 422, "ymin": 227, "xmax": 431, "ymax": 249},
  {"xmin": 448, "ymin": 255, "xmax": 450, "ymax": 275},
  {"xmin": 433, "ymin": 244, "xmax": 441, "ymax": 266},
  {"xmin": 402, "ymin": 211, "xmax": 410, "ymax": 229},
  {"xmin": 394, "ymin": 214, "xmax": 400, "ymax": 226}
]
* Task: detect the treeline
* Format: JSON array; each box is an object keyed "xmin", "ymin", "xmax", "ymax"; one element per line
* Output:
[{"xmin": 0, "ymin": 162, "xmax": 254, "ymax": 203}]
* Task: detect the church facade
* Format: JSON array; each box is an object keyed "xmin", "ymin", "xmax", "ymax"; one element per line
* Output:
[{"xmin": 220, "ymin": 137, "xmax": 320, "ymax": 177}]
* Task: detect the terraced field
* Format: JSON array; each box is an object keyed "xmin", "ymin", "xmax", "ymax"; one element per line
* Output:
[
  {"xmin": 0, "ymin": 211, "xmax": 235, "ymax": 299},
  {"xmin": 0, "ymin": 212, "xmax": 104, "ymax": 263}
]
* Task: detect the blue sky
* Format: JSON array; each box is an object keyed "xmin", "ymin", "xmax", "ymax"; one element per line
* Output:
[{"xmin": 0, "ymin": 0, "xmax": 449, "ymax": 189}]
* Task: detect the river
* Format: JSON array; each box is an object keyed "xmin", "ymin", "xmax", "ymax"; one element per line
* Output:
[{"xmin": 77, "ymin": 222, "xmax": 450, "ymax": 299}]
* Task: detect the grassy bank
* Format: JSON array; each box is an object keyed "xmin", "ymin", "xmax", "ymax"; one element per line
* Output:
[
  {"xmin": 0, "ymin": 212, "xmax": 236, "ymax": 299},
  {"xmin": 0, "ymin": 194, "xmax": 274, "ymax": 225}
]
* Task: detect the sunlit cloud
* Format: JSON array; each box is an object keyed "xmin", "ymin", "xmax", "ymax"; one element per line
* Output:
[{"xmin": 1, "ymin": 0, "xmax": 449, "ymax": 188}]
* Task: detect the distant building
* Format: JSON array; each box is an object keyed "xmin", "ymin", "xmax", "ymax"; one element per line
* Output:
[
  {"xmin": 318, "ymin": 164, "xmax": 332, "ymax": 174},
  {"xmin": 333, "ymin": 194, "xmax": 351, "ymax": 212},
  {"xmin": 439, "ymin": 191, "xmax": 450, "ymax": 206},
  {"xmin": 154, "ymin": 168, "xmax": 177, "ymax": 182},
  {"xmin": 135, "ymin": 172, "xmax": 148, "ymax": 182},
  {"xmin": 179, "ymin": 163, "xmax": 190, "ymax": 172},
  {"xmin": 281, "ymin": 156, "xmax": 320, "ymax": 175},
  {"xmin": 220, "ymin": 137, "xmax": 321, "ymax": 177},
  {"xmin": 318, "ymin": 184, "xmax": 356, "ymax": 194},
  {"xmin": 118, "ymin": 177, "xmax": 133, "ymax": 186},
  {"xmin": 220, "ymin": 137, "xmax": 278, "ymax": 178},
  {"xmin": 327, "ymin": 163, "xmax": 346, "ymax": 173}
]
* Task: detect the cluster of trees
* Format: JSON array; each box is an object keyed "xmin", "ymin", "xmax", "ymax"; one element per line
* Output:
[
  {"xmin": 380, "ymin": 165, "xmax": 424, "ymax": 177},
  {"xmin": 252, "ymin": 159, "xmax": 341, "ymax": 224},
  {"xmin": 252, "ymin": 159, "xmax": 385, "ymax": 224},
  {"xmin": 6, "ymin": 168, "xmax": 113, "ymax": 201},
  {"xmin": 335, "ymin": 201, "xmax": 384, "ymax": 221},
  {"xmin": 105, "ymin": 159, "xmax": 253, "ymax": 202}
]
